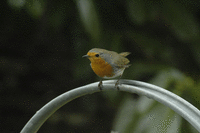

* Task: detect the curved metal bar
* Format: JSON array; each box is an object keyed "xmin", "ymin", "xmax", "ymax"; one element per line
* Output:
[{"xmin": 21, "ymin": 80, "xmax": 200, "ymax": 133}]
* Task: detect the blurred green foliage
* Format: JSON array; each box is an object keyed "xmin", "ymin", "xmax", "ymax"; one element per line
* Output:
[{"xmin": 1, "ymin": 0, "xmax": 200, "ymax": 132}]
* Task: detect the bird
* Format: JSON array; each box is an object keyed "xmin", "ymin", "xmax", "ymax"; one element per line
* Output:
[{"xmin": 83, "ymin": 48, "xmax": 131, "ymax": 90}]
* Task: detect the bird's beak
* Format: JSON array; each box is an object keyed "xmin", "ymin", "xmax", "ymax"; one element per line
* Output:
[{"xmin": 82, "ymin": 55, "xmax": 89, "ymax": 58}]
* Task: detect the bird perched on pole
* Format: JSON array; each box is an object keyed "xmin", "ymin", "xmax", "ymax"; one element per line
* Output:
[{"xmin": 83, "ymin": 48, "xmax": 131, "ymax": 90}]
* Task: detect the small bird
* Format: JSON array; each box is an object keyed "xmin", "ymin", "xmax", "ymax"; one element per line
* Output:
[{"xmin": 83, "ymin": 48, "xmax": 131, "ymax": 90}]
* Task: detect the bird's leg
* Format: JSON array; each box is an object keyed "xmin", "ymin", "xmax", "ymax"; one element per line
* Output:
[
  {"xmin": 115, "ymin": 75, "xmax": 122, "ymax": 90},
  {"xmin": 98, "ymin": 79, "xmax": 103, "ymax": 90}
]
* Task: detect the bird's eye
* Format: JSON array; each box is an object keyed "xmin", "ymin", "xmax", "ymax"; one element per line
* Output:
[{"xmin": 95, "ymin": 54, "xmax": 99, "ymax": 57}]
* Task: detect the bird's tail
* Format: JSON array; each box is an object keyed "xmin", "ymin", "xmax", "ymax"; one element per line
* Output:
[{"xmin": 119, "ymin": 52, "xmax": 131, "ymax": 57}]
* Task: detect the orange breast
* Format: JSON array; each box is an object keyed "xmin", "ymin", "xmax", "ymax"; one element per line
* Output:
[{"xmin": 90, "ymin": 60, "xmax": 114, "ymax": 78}]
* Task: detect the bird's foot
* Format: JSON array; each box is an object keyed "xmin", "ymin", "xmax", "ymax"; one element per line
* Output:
[
  {"xmin": 98, "ymin": 80, "xmax": 103, "ymax": 90},
  {"xmin": 115, "ymin": 80, "xmax": 120, "ymax": 91}
]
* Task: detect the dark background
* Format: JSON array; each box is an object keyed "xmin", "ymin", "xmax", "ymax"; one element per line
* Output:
[{"xmin": 1, "ymin": 0, "xmax": 200, "ymax": 132}]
